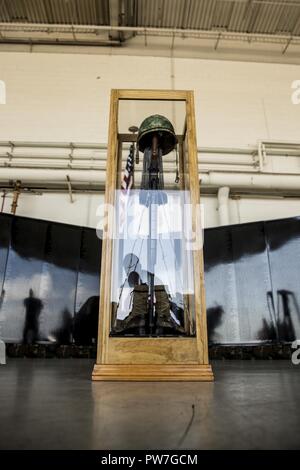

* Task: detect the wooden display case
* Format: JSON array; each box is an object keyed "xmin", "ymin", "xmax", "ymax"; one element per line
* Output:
[{"xmin": 92, "ymin": 89, "xmax": 213, "ymax": 381}]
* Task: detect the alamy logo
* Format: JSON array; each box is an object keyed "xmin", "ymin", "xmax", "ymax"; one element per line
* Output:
[
  {"xmin": 291, "ymin": 340, "xmax": 300, "ymax": 365},
  {"xmin": 0, "ymin": 80, "xmax": 6, "ymax": 104},
  {"xmin": 291, "ymin": 80, "xmax": 300, "ymax": 104}
]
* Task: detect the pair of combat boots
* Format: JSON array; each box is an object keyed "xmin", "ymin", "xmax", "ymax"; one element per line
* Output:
[{"xmin": 112, "ymin": 284, "xmax": 185, "ymax": 336}]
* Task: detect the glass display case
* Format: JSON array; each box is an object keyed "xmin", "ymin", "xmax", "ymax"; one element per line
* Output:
[{"xmin": 93, "ymin": 89, "xmax": 213, "ymax": 381}]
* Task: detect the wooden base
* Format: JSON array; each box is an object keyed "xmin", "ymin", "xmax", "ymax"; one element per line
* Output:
[{"xmin": 92, "ymin": 364, "xmax": 214, "ymax": 382}]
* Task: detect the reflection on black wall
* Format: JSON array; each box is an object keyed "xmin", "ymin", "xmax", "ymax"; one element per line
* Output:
[
  {"xmin": 204, "ymin": 218, "xmax": 300, "ymax": 343},
  {"xmin": 0, "ymin": 214, "xmax": 101, "ymax": 345},
  {"xmin": 0, "ymin": 212, "xmax": 300, "ymax": 345}
]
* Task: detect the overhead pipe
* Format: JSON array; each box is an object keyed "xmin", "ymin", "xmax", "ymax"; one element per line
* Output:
[
  {"xmin": 0, "ymin": 168, "xmax": 106, "ymax": 185},
  {"xmin": 0, "ymin": 141, "xmax": 255, "ymax": 153},
  {"xmin": 2, "ymin": 140, "xmax": 299, "ymax": 159},
  {"xmin": 0, "ymin": 37, "xmax": 121, "ymax": 47},
  {"xmin": 0, "ymin": 141, "xmax": 107, "ymax": 149},
  {"xmin": 0, "ymin": 22, "xmax": 299, "ymax": 46},
  {"xmin": 201, "ymin": 172, "xmax": 300, "ymax": 191},
  {"xmin": 2, "ymin": 168, "xmax": 300, "ymax": 193},
  {"xmin": 0, "ymin": 168, "xmax": 181, "ymax": 189},
  {"xmin": 0, "ymin": 141, "xmax": 258, "ymax": 172}
]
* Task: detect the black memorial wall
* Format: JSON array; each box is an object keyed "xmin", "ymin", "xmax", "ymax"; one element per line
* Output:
[{"xmin": 0, "ymin": 212, "xmax": 299, "ymax": 345}]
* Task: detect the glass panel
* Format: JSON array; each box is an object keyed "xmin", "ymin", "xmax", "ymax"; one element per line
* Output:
[
  {"xmin": 110, "ymin": 189, "xmax": 196, "ymax": 337},
  {"xmin": 110, "ymin": 102, "xmax": 196, "ymax": 337},
  {"xmin": 118, "ymin": 100, "xmax": 186, "ymax": 135}
]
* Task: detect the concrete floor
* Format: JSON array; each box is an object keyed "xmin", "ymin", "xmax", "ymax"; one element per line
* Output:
[{"xmin": 0, "ymin": 359, "xmax": 299, "ymax": 449}]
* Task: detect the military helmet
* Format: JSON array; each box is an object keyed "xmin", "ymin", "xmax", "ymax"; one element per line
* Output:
[{"xmin": 137, "ymin": 114, "xmax": 177, "ymax": 155}]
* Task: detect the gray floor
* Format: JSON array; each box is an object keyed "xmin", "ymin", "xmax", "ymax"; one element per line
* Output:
[{"xmin": 0, "ymin": 359, "xmax": 299, "ymax": 450}]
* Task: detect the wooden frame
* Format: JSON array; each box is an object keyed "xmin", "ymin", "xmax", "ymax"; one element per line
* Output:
[{"xmin": 92, "ymin": 89, "xmax": 213, "ymax": 381}]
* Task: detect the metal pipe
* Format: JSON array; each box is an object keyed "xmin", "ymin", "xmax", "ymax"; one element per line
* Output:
[
  {"xmin": 0, "ymin": 38, "xmax": 121, "ymax": 47},
  {"xmin": 2, "ymin": 141, "xmax": 300, "ymax": 193},
  {"xmin": 0, "ymin": 140, "xmax": 107, "ymax": 149},
  {"xmin": 1, "ymin": 140, "xmax": 299, "ymax": 155},
  {"xmin": 0, "ymin": 146, "xmax": 257, "ymax": 170},
  {"xmin": 0, "ymin": 159, "xmax": 254, "ymax": 171},
  {"xmin": 0, "ymin": 23, "xmax": 299, "ymax": 46},
  {"xmin": 201, "ymin": 172, "xmax": 300, "ymax": 190},
  {"xmin": 2, "ymin": 168, "xmax": 300, "ymax": 192},
  {"xmin": 0, "ymin": 168, "xmax": 106, "ymax": 184}
]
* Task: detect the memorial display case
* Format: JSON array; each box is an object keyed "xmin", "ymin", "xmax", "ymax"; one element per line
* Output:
[{"xmin": 92, "ymin": 89, "xmax": 213, "ymax": 381}]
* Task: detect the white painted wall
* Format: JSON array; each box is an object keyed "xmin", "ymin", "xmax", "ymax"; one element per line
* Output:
[
  {"xmin": 0, "ymin": 50, "xmax": 300, "ymax": 227},
  {"xmin": 2, "ymin": 186, "xmax": 300, "ymax": 230},
  {"xmin": 0, "ymin": 192, "xmax": 104, "ymax": 228}
]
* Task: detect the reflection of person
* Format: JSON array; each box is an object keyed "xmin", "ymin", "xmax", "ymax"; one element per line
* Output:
[
  {"xmin": 116, "ymin": 271, "xmax": 142, "ymax": 321},
  {"xmin": 114, "ymin": 254, "xmax": 142, "ymax": 322},
  {"xmin": 123, "ymin": 253, "xmax": 141, "ymax": 279},
  {"xmin": 23, "ymin": 289, "xmax": 43, "ymax": 344},
  {"xmin": 113, "ymin": 270, "xmax": 185, "ymax": 336},
  {"xmin": 113, "ymin": 252, "xmax": 186, "ymax": 335},
  {"xmin": 113, "ymin": 271, "xmax": 148, "ymax": 335}
]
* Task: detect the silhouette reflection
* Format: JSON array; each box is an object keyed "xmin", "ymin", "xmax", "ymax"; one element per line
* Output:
[
  {"xmin": 259, "ymin": 290, "xmax": 300, "ymax": 342},
  {"xmin": 73, "ymin": 296, "xmax": 99, "ymax": 345},
  {"xmin": 277, "ymin": 290, "xmax": 299, "ymax": 342},
  {"xmin": 207, "ymin": 305, "xmax": 225, "ymax": 344},
  {"xmin": 259, "ymin": 318, "xmax": 278, "ymax": 341},
  {"xmin": 51, "ymin": 308, "xmax": 73, "ymax": 344},
  {"xmin": 1, "ymin": 212, "xmax": 300, "ymax": 345},
  {"xmin": 22, "ymin": 289, "xmax": 43, "ymax": 344}
]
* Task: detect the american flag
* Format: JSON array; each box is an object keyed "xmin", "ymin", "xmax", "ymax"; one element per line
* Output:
[
  {"xmin": 121, "ymin": 144, "xmax": 134, "ymax": 192},
  {"xmin": 119, "ymin": 144, "xmax": 134, "ymax": 233}
]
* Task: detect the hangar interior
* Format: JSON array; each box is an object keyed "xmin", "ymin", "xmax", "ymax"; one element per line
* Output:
[{"xmin": 0, "ymin": 0, "xmax": 300, "ymax": 451}]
